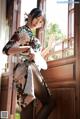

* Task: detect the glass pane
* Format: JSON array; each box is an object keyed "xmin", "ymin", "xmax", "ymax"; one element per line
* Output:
[
  {"xmin": 45, "ymin": 0, "xmax": 74, "ymax": 61},
  {"xmin": 46, "ymin": 0, "xmax": 68, "ymax": 38},
  {"xmin": 63, "ymin": 48, "xmax": 74, "ymax": 57},
  {"xmin": 63, "ymin": 40, "xmax": 68, "ymax": 49},
  {"xmin": 69, "ymin": 12, "xmax": 74, "ymax": 37},
  {"xmin": 55, "ymin": 43, "xmax": 62, "ymax": 51},
  {"xmin": 20, "ymin": 0, "xmax": 37, "ymax": 26},
  {"xmin": 69, "ymin": 38, "xmax": 74, "ymax": 48},
  {"xmin": 48, "ymin": 51, "xmax": 62, "ymax": 61}
]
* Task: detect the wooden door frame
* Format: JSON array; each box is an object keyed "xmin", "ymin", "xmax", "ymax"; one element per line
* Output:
[
  {"xmin": 0, "ymin": 0, "xmax": 21, "ymax": 119},
  {"xmin": 38, "ymin": 0, "xmax": 80, "ymax": 119},
  {"xmin": 9, "ymin": 0, "xmax": 21, "ymax": 118},
  {"xmin": 74, "ymin": 2, "xmax": 80, "ymax": 119}
]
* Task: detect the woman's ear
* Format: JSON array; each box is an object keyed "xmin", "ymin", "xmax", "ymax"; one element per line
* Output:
[{"xmin": 28, "ymin": 14, "xmax": 32, "ymax": 22}]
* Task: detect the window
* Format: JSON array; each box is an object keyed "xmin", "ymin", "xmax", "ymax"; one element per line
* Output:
[
  {"xmin": 44, "ymin": 0, "xmax": 74, "ymax": 61},
  {"xmin": 20, "ymin": 0, "xmax": 37, "ymax": 26}
]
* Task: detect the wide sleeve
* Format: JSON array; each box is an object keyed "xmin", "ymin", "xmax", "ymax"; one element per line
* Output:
[
  {"xmin": 2, "ymin": 27, "xmax": 30, "ymax": 55},
  {"xmin": 2, "ymin": 32, "xmax": 20, "ymax": 55},
  {"xmin": 29, "ymin": 37, "xmax": 41, "ymax": 52}
]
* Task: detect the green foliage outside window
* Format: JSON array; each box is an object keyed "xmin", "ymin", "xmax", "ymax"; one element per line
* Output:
[
  {"xmin": 45, "ymin": 23, "xmax": 65, "ymax": 47},
  {"xmin": 45, "ymin": 23, "xmax": 74, "ymax": 61}
]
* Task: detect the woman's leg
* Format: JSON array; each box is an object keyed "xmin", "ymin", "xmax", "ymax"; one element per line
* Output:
[
  {"xmin": 20, "ymin": 63, "xmax": 55, "ymax": 119},
  {"xmin": 20, "ymin": 101, "xmax": 34, "ymax": 119},
  {"xmin": 31, "ymin": 63, "xmax": 55, "ymax": 119}
]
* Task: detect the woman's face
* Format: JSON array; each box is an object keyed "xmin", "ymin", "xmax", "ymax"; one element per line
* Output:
[{"xmin": 31, "ymin": 16, "xmax": 44, "ymax": 29}]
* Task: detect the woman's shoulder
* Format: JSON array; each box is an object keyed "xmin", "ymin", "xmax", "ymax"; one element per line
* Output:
[
  {"xmin": 15, "ymin": 25, "xmax": 28, "ymax": 34},
  {"xmin": 15, "ymin": 25, "xmax": 33, "ymax": 38}
]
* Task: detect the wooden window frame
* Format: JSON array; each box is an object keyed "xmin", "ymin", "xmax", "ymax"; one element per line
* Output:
[{"xmin": 38, "ymin": 0, "xmax": 75, "ymax": 60}]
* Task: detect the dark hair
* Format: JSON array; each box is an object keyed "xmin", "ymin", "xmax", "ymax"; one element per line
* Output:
[
  {"xmin": 25, "ymin": 8, "xmax": 44, "ymax": 21},
  {"xmin": 29, "ymin": 8, "xmax": 42, "ymax": 20},
  {"xmin": 25, "ymin": 8, "xmax": 45, "ymax": 27}
]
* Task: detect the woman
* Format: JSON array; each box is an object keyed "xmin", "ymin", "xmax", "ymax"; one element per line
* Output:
[{"xmin": 2, "ymin": 8, "xmax": 55, "ymax": 119}]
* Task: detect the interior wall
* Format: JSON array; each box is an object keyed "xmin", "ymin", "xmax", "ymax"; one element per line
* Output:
[{"xmin": 0, "ymin": 0, "xmax": 9, "ymax": 75}]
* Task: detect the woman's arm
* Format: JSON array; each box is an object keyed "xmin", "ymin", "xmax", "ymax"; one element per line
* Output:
[
  {"xmin": 2, "ymin": 30, "xmax": 30, "ymax": 55},
  {"xmin": 41, "ymin": 34, "xmax": 55, "ymax": 59},
  {"xmin": 7, "ymin": 47, "xmax": 30, "ymax": 55},
  {"xmin": 41, "ymin": 47, "xmax": 50, "ymax": 58}
]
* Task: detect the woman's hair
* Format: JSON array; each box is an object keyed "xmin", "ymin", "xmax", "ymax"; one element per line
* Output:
[
  {"xmin": 25, "ymin": 8, "xmax": 45, "ymax": 23},
  {"xmin": 29, "ymin": 8, "xmax": 43, "ymax": 20}
]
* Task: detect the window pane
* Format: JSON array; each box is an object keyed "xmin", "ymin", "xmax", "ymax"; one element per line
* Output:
[
  {"xmin": 63, "ymin": 49, "xmax": 74, "ymax": 57},
  {"xmin": 63, "ymin": 40, "xmax": 68, "ymax": 49},
  {"xmin": 48, "ymin": 51, "xmax": 62, "ymax": 61},
  {"xmin": 20, "ymin": 0, "xmax": 37, "ymax": 26},
  {"xmin": 45, "ymin": 0, "xmax": 74, "ymax": 61},
  {"xmin": 69, "ymin": 12, "xmax": 74, "ymax": 37},
  {"xmin": 55, "ymin": 43, "xmax": 62, "ymax": 51}
]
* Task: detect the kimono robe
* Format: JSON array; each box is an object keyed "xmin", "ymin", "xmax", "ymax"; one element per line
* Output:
[{"xmin": 2, "ymin": 25, "xmax": 49, "ymax": 108}]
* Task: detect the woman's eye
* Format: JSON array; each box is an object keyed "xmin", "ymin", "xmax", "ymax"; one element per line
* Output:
[
  {"xmin": 38, "ymin": 20, "xmax": 42, "ymax": 23},
  {"xmin": 40, "ymin": 21, "xmax": 42, "ymax": 23}
]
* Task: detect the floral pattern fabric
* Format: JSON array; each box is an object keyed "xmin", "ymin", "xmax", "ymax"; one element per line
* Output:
[
  {"xmin": 2, "ymin": 25, "xmax": 42, "ymax": 107},
  {"xmin": 3, "ymin": 25, "xmax": 41, "ymax": 61}
]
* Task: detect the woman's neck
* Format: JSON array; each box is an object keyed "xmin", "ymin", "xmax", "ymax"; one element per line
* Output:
[{"xmin": 25, "ymin": 22, "xmax": 33, "ymax": 30}]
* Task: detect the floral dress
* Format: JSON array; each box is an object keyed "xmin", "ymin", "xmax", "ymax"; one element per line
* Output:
[{"xmin": 2, "ymin": 25, "xmax": 45, "ymax": 107}]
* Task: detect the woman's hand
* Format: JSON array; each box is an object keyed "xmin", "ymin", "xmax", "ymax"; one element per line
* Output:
[
  {"xmin": 28, "ymin": 53, "xmax": 35, "ymax": 61},
  {"xmin": 23, "ymin": 49, "xmax": 35, "ymax": 61},
  {"xmin": 48, "ymin": 34, "xmax": 55, "ymax": 50},
  {"xmin": 7, "ymin": 46, "xmax": 30, "ymax": 55},
  {"xmin": 41, "ymin": 34, "xmax": 55, "ymax": 60}
]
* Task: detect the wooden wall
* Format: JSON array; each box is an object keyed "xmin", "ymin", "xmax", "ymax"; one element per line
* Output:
[
  {"xmin": 41, "ymin": 57, "xmax": 76, "ymax": 119},
  {"xmin": 0, "ymin": 1, "xmax": 80, "ymax": 119},
  {"xmin": 39, "ymin": 1, "xmax": 80, "ymax": 119}
]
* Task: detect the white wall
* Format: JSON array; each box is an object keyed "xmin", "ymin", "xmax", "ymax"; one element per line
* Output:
[
  {"xmin": 20, "ymin": 0, "xmax": 37, "ymax": 26},
  {"xmin": 0, "ymin": 0, "xmax": 9, "ymax": 75}
]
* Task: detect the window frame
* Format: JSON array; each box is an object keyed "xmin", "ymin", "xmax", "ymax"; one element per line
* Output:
[{"xmin": 38, "ymin": 0, "xmax": 75, "ymax": 61}]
